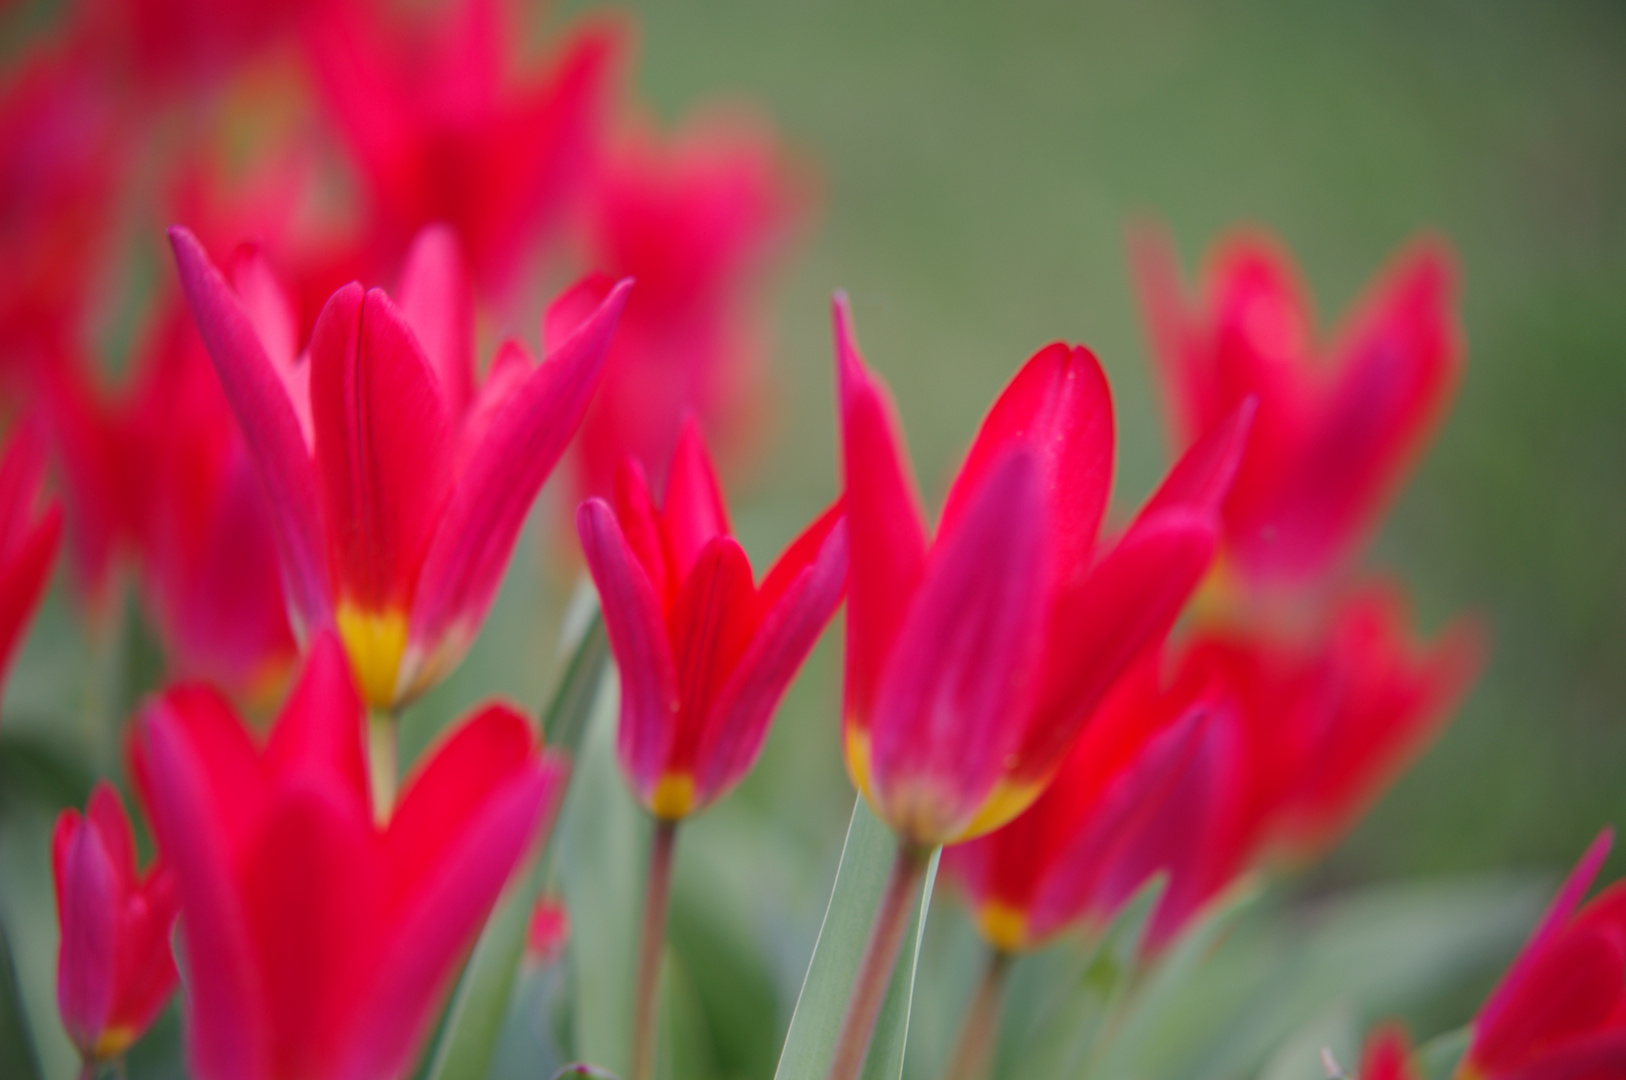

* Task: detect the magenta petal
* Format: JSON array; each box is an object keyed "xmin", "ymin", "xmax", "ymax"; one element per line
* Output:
[
  {"xmin": 578, "ymin": 498, "xmax": 679, "ymax": 801},
  {"xmin": 261, "ymin": 632, "xmax": 370, "ymax": 820},
  {"xmin": 407, "ymin": 279, "xmax": 630, "ymax": 670},
  {"xmin": 140, "ymin": 704, "xmax": 267, "ymax": 1080},
  {"xmin": 660, "ymin": 416, "xmax": 732, "ymax": 580},
  {"xmin": 226, "ymin": 246, "xmax": 307, "ymax": 446},
  {"xmin": 336, "ymin": 766, "xmax": 550, "ymax": 1080},
  {"xmin": 56, "ymin": 816, "xmax": 117, "ymax": 1053},
  {"xmin": 169, "ymin": 226, "xmax": 330, "ymax": 630},
  {"xmin": 1139, "ymin": 397, "xmax": 1256, "ymax": 519},
  {"xmin": 84, "ymin": 784, "xmax": 137, "ymax": 892},
  {"xmin": 309, "ymin": 285, "xmax": 454, "ymax": 611},
  {"xmin": 696, "ymin": 519, "xmax": 847, "ymax": 804},
  {"xmin": 942, "ymin": 342, "xmax": 1115, "ymax": 579},
  {"xmin": 1027, "ymin": 513, "xmax": 1217, "ymax": 774},
  {"xmin": 868, "ymin": 449, "xmax": 1048, "ymax": 843},
  {"xmin": 399, "ymin": 224, "xmax": 475, "ymax": 417},
  {"xmin": 1502, "ymin": 1029, "xmax": 1626, "ymax": 1080},
  {"xmin": 832, "ymin": 293, "xmax": 930, "ymax": 725}
]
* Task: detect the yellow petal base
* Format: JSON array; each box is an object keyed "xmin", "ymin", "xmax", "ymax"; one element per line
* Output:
[
  {"xmin": 337, "ymin": 603, "xmax": 408, "ymax": 709},
  {"xmin": 976, "ymin": 901, "xmax": 1030, "ymax": 953},
  {"xmin": 648, "ymin": 773, "xmax": 696, "ymax": 820}
]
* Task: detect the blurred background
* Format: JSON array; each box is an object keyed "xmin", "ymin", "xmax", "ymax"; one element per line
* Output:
[{"xmin": 0, "ymin": 1, "xmax": 1623, "ymax": 1078}]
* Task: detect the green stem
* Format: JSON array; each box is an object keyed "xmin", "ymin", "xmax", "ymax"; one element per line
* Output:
[
  {"xmin": 827, "ymin": 842, "xmax": 932, "ymax": 1080},
  {"xmin": 368, "ymin": 710, "xmax": 399, "ymax": 824},
  {"xmin": 942, "ymin": 948, "xmax": 1012, "ymax": 1080},
  {"xmin": 630, "ymin": 819, "xmax": 679, "ymax": 1080}
]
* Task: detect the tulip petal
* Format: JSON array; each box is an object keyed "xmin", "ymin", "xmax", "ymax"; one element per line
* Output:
[
  {"xmin": 661, "ymin": 416, "xmax": 732, "ymax": 580},
  {"xmin": 868, "ymin": 449, "xmax": 1047, "ymax": 844},
  {"xmin": 1139, "ymin": 396, "xmax": 1256, "ymax": 519},
  {"xmin": 406, "ymin": 279, "xmax": 630, "ymax": 680},
  {"xmin": 667, "ymin": 536, "xmax": 757, "ymax": 765},
  {"xmin": 341, "ymin": 760, "xmax": 554, "ymax": 1080},
  {"xmin": 694, "ymin": 519, "xmax": 846, "ymax": 805},
  {"xmin": 0, "ymin": 503, "xmax": 61, "ymax": 690},
  {"xmin": 56, "ymin": 813, "xmax": 117, "ymax": 1052},
  {"xmin": 942, "ymin": 342, "xmax": 1114, "ymax": 579},
  {"xmin": 226, "ymin": 246, "xmax": 309, "ymax": 447},
  {"xmin": 399, "ymin": 224, "xmax": 475, "ymax": 416},
  {"xmin": 261, "ymin": 632, "xmax": 369, "ymax": 820},
  {"xmin": 612, "ymin": 458, "xmax": 671, "ymax": 603},
  {"xmin": 1025, "ymin": 512, "xmax": 1217, "ymax": 782},
  {"xmin": 832, "ymin": 293, "xmax": 929, "ymax": 726},
  {"xmin": 1472, "ymin": 926, "xmax": 1625, "ymax": 1076},
  {"xmin": 169, "ymin": 226, "xmax": 330, "ymax": 629},
  {"xmin": 1502, "ymin": 1028, "xmax": 1626, "ymax": 1080},
  {"xmin": 309, "ymin": 285, "xmax": 454, "ymax": 611},
  {"xmin": 84, "ymin": 783, "xmax": 137, "ymax": 892},
  {"xmin": 138, "ymin": 704, "xmax": 267, "ymax": 1080},
  {"xmin": 578, "ymin": 499, "xmax": 679, "ymax": 803}
]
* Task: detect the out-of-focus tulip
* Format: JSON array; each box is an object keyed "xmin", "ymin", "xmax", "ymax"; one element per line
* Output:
[
  {"xmin": 169, "ymin": 224, "xmax": 630, "ymax": 708},
  {"xmin": 1191, "ymin": 582, "xmax": 1482, "ymax": 866},
  {"xmin": 526, "ymin": 895, "xmax": 571, "ymax": 968},
  {"xmin": 1460, "ymin": 829, "xmax": 1626, "ymax": 1080},
  {"xmin": 833, "ymin": 293, "xmax": 1251, "ymax": 846},
  {"xmin": 123, "ymin": 305, "xmax": 298, "ymax": 699},
  {"xmin": 578, "ymin": 418, "xmax": 846, "ymax": 820},
  {"xmin": 305, "ymin": 0, "xmax": 621, "ymax": 294},
  {"xmin": 77, "ymin": 0, "xmax": 323, "ymax": 93},
  {"xmin": 558, "ymin": 115, "xmax": 799, "ymax": 500},
  {"xmin": 1360, "ymin": 1025, "xmax": 1421, "ymax": 1080},
  {"xmin": 0, "ymin": 420, "xmax": 63, "ymax": 697},
  {"xmin": 943, "ymin": 656, "xmax": 1230, "ymax": 952},
  {"xmin": 132, "ymin": 632, "xmax": 565, "ymax": 1080},
  {"xmin": 1132, "ymin": 226, "xmax": 1462, "ymax": 590},
  {"xmin": 52, "ymin": 782, "xmax": 179, "ymax": 1065}
]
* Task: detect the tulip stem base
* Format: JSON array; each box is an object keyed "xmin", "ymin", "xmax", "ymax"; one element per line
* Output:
[
  {"xmin": 368, "ymin": 711, "xmax": 399, "ymax": 824},
  {"xmin": 827, "ymin": 841, "xmax": 932, "ymax": 1080},
  {"xmin": 942, "ymin": 948, "xmax": 1012, "ymax": 1080},
  {"xmin": 631, "ymin": 819, "xmax": 679, "ymax": 1080}
]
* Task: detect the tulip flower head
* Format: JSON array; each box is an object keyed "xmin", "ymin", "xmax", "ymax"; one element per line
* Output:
[
  {"xmin": 0, "ymin": 419, "xmax": 63, "ymax": 697},
  {"xmin": 944, "ymin": 656, "xmax": 1235, "ymax": 952},
  {"xmin": 52, "ymin": 783, "xmax": 179, "ymax": 1065},
  {"xmin": 1461, "ymin": 829, "xmax": 1626, "ymax": 1080},
  {"xmin": 169, "ymin": 223, "xmax": 630, "ymax": 708},
  {"xmin": 833, "ymin": 293, "xmax": 1252, "ymax": 847},
  {"xmin": 133, "ymin": 632, "xmax": 565, "ymax": 1080},
  {"xmin": 1132, "ymin": 226, "xmax": 1462, "ymax": 590},
  {"xmin": 579, "ymin": 418, "xmax": 847, "ymax": 820},
  {"xmin": 1359, "ymin": 1025, "xmax": 1421, "ymax": 1080}
]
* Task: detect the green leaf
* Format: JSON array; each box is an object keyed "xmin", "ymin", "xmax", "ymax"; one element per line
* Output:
[
  {"xmin": 1416, "ymin": 1026, "xmax": 1472, "ymax": 1080},
  {"xmin": 423, "ymin": 609, "xmax": 611, "ymax": 1080},
  {"xmin": 773, "ymin": 797, "xmax": 940, "ymax": 1080},
  {"xmin": 1256, "ymin": 1004, "xmax": 1357, "ymax": 1080}
]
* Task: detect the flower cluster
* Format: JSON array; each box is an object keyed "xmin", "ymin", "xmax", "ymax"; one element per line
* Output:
[{"xmin": 0, "ymin": 4, "xmax": 1609, "ymax": 1080}]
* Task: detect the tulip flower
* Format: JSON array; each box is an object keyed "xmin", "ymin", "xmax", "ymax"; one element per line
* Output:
[
  {"xmin": 526, "ymin": 895, "xmax": 571, "ymax": 968},
  {"xmin": 52, "ymin": 783, "xmax": 179, "ymax": 1067},
  {"xmin": 0, "ymin": 420, "xmax": 63, "ymax": 697},
  {"xmin": 1460, "ymin": 829, "xmax": 1626, "ymax": 1080},
  {"xmin": 304, "ymin": 0, "xmax": 620, "ymax": 294},
  {"xmin": 132, "ymin": 631, "xmax": 565, "ymax": 1080},
  {"xmin": 1359, "ymin": 1025, "xmax": 1420, "ymax": 1080},
  {"xmin": 835, "ymin": 294, "xmax": 1250, "ymax": 849},
  {"xmin": 826, "ymin": 294, "xmax": 1250, "ymax": 1080},
  {"xmin": 577, "ymin": 417, "xmax": 845, "ymax": 1080},
  {"xmin": 168, "ymin": 223, "xmax": 630, "ymax": 711},
  {"xmin": 559, "ymin": 115, "xmax": 799, "ymax": 500},
  {"xmin": 579, "ymin": 417, "xmax": 846, "ymax": 820},
  {"xmin": 1132, "ymin": 226, "xmax": 1462, "ymax": 590}
]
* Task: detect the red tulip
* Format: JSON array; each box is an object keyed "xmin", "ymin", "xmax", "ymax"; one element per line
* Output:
[
  {"xmin": 132, "ymin": 632, "xmax": 565, "ymax": 1080},
  {"xmin": 560, "ymin": 114, "xmax": 800, "ymax": 500},
  {"xmin": 578, "ymin": 418, "xmax": 846, "ymax": 819},
  {"xmin": 169, "ymin": 224, "xmax": 630, "ymax": 707},
  {"xmin": 1360, "ymin": 1025, "xmax": 1420, "ymax": 1080},
  {"xmin": 833, "ymin": 293, "xmax": 1251, "ymax": 846},
  {"xmin": 1462, "ymin": 829, "xmax": 1626, "ymax": 1080},
  {"xmin": 52, "ymin": 783, "xmax": 179, "ymax": 1065},
  {"xmin": 943, "ymin": 655, "xmax": 1234, "ymax": 952},
  {"xmin": 1132, "ymin": 226, "xmax": 1462, "ymax": 589},
  {"xmin": 304, "ymin": 0, "xmax": 621, "ymax": 295},
  {"xmin": 0, "ymin": 420, "xmax": 63, "ymax": 697},
  {"xmin": 526, "ymin": 895, "xmax": 571, "ymax": 968}
]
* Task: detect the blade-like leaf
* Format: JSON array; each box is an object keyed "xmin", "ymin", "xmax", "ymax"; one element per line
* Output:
[
  {"xmin": 425, "ymin": 606, "xmax": 611, "ymax": 1080},
  {"xmin": 774, "ymin": 797, "xmax": 939, "ymax": 1080}
]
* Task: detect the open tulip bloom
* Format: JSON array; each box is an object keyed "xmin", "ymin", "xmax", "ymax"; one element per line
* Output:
[
  {"xmin": 168, "ymin": 223, "xmax": 631, "ymax": 713},
  {"xmin": 824, "ymin": 292, "xmax": 1253, "ymax": 1080},
  {"xmin": 577, "ymin": 417, "xmax": 846, "ymax": 1079},
  {"xmin": 1132, "ymin": 226, "xmax": 1462, "ymax": 594},
  {"xmin": 132, "ymin": 632, "xmax": 566, "ymax": 1080}
]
